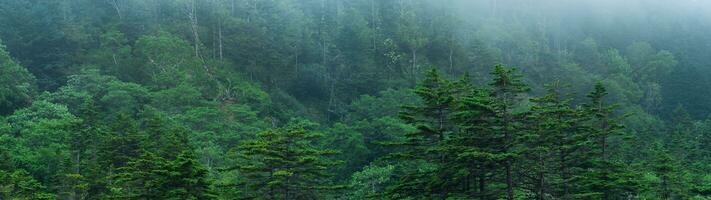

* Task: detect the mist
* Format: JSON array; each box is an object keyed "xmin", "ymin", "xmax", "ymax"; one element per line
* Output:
[{"xmin": 1, "ymin": 0, "xmax": 711, "ymax": 199}]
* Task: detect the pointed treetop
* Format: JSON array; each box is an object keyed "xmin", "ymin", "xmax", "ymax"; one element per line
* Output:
[
  {"xmin": 587, "ymin": 82, "xmax": 608, "ymax": 102},
  {"xmin": 489, "ymin": 64, "xmax": 530, "ymax": 94}
]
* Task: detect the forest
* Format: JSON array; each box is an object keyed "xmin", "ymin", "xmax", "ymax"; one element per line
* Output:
[{"xmin": 1, "ymin": 0, "xmax": 711, "ymax": 199}]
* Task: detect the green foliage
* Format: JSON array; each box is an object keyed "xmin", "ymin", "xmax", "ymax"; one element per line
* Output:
[
  {"xmin": 345, "ymin": 165, "xmax": 395, "ymax": 199},
  {"xmin": 323, "ymin": 123, "xmax": 369, "ymax": 180},
  {"xmin": 0, "ymin": 0, "xmax": 709, "ymax": 199},
  {"xmin": 108, "ymin": 150, "xmax": 214, "ymax": 200},
  {"xmin": 0, "ymin": 41, "xmax": 36, "ymax": 115},
  {"xmin": 232, "ymin": 123, "xmax": 342, "ymax": 199},
  {"xmin": 0, "ymin": 169, "xmax": 55, "ymax": 200}
]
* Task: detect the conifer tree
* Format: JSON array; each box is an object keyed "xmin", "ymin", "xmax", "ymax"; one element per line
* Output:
[
  {"xmin": 232, "ymin": 124, "xmax": 341, "ymax": 199},
  {"xmin": 398, "ymin": 68, "xmax": 456, "ymax": 154},
  {"xmin": 489, "ymin": 64, "xmax": 530, "ymax": 200},
  {"xmin": 650, "ymin": 142, "xmax": 686, "ymax": 199},
  {"xmin": 165, "ymin": 150, "xmax": 215, "ymax": 200},
  {"xmin": 387, "ymin": 69, "xmax": 459, "ymax": 198},
  {"xmin": 0, "ymin": 169, "xmax": 55, "ymax": 200},
  {"xmin": 108, "ymin": 151, "xmax": 169, "ymax": 199},
  {"xmin": 140, "ymin": 109, "xmax": 190, "ymax": 160},
  {"xmin": 449, "ymin": 82, "xmax": 500, "ymax": 199},
  {"xmin": 577, "ymin": 83, "xmax": 638, "ymax": 199},
  {"xmin": 525, "ymin": 81, "xmax": 587, "ymax": 199},
  {"xmin": 62, "ymin": 100, "xmax": 101, "ymax": 199},
  {"xmin": 100, "ymin": 113, "xmax": 143, "ymax": 169}
]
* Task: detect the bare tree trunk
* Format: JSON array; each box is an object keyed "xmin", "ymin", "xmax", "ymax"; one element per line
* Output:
[
  {"xmin": 412, "ymin": 48, "xmax": 417, "ymax": 82},
  {"xmin": 491, "ymin": 0, "xmax": 498, "ymax": 17},
  {"xmin": 371, "ymin": 0, "xmax": 377, "ymax": 51},
  {"xmin": 479, "ymin": 171, "xmax": 486, "ymax": 200},
  {"xmin": 219, "ymin": 20, "xmax": 223, "ymax": 60},
  {"xmin": 561, "ymin": 152, "xmax": 570, "ymax": 200},
  {"xmin": 327, "ymin": 74, "xmax": 336, "ymax": 121},
  {"xmin": 506, "ymin": 162, "xmax": 514, "ymax": 200},
  {"xmin": 61, "ymin": 0, "xmax": 69, "ymax": 21},
  {"xmin": 185, "ymin": 0, "xmax": 201, "ymax": 58},
  {"xmin": 294, "ymin": 45, "xmax": 299, "ymax": 78},
  {"xmin": 449, "ymin": 46, "xmax": 454, "ymax": 74},
  {"xmin": 322, "ymin": 40, "xmax": 327, "ymax": 68},
  {"xmin": 108, "ymin": 0, "xmax": 122, "ymax": 19},
  {"xmin": 212, "ymin": 25, "xmax": 216, "ymax": 59},
  {"xmin": 321, "ymin": 0, "xmax": 327, "ymax": 69},
  {"xmin": 538, "ymin": 153, "xmax": 545, "ymax": 200},
  {"xmin": 231, "ymin": 0, "xmax": 236, "ymax": 16}
]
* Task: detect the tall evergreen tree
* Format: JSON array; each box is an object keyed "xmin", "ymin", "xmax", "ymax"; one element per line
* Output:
[
  {"xmin": 387, "ymin": 69, "xmax": 459, "ymax": 198},
  {"xmin": 108, "ymin": 151, "xmax": 169, "ymax": 200},
  {"xmin": 449, "ymin": 81, "xmax": 500, "ymax": 199},
  {"xmin": 100, "ymin": 113, "xmax": 143, "ymax": 170},
  {"xmin": 577, "ymin": 83, "xmax": 638, "ymax": 199},
  {"xmin": 165, "ymin": 151, "xmax": 215, "ymax": 200},
  {"xmin": 524, "ymin": 81, "xmax": 587, "ymax": 199},
  {"xmin": 489, "ymin": 64, "xmax": 530, "ymax": 200},
  {"xmin": 0, "ymin": 169, "xmax": 55, "ymax": 200},
  {"xmin": 231, "ymin": 123, "xmax": 341, "ymax": 200}
]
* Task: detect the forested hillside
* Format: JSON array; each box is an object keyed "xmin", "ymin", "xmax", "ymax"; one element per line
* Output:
[{"xmin": 1, "ymin": 0, "xmax": 711, "ymax": 199}]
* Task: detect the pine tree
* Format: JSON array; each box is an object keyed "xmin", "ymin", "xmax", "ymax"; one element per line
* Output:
[
  {"xmin": 489, "ymin": 64, "xmax": 530, "ymax": 200},
  {"xmin": 108, "ymin": 150, "xmax": 214, "ymax": 200},
  {"xmin": 387, "ymin": 68, "xmax": 459, "ymax": 198},
  {"xmin": 449, "ymin": 82, "xmax": 500, "ymax": 199},
  {"xmin": 100, "ymin": 113, "xmax": 143, "ymax": 169},
  {"xmin": 398, "ymin": 68, "xmax": 456, "ymax": 154},
  {"xmin": 165, "ymin": 150, "xmax": 215, "ymax": 200},
  {"xmin": 62, "ymin": 100, "xmax": 101, "ymax": 199},
  {"xmin": 98, "ymin": 112, "xmax": 145, "ymax": 198},
  {"xmin": 139, "ymin": 108, "xmax": 190, "ymax": 160},
  {"xmin": 525, "ymin": 81, "xmax": 587, "ymax": 199},
  {"xmin": 232, "ymin": 124, "xmax": 341, "ymax": 200},
  {"xmin": 108, "ymin": 151, "xmax": 169, "ymax": 200},
  {"xmin": 577, "ymin": 83, "xmax": 638, "ymax": 199},
  {"xmin": 0, "ymin": 169, "xmax": 55, "ymax": 200},
  {"xmin": 650, "ymin": 142, "xmax": 686, "ymax": 199}
]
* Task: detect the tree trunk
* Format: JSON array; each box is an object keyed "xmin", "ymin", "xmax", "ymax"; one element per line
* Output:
[
  {"xmin": 294, "ymin": 46, "xmax": 299, "ymax": 78},
  {"xmin": 561, "ymin": 152, "xmax": 570, "ymax": 200},
  {"xmin": 218, "ymin": 19, "xmax": 223, "ymax": 60},
  {"xmin": 449, "ymin": 46, "xmax": 454, "ymax": 74},
  {"xmin": 479, "ymin": 169, "xmax": 486, "ymax": 200},
  {"xmin": 503, "ymin": 102, "xmax": 514, "ymax": 200},
  {"xmin": 506, "ymin": 161, "xmax": 514, "ymax": 200},
  {"xmin": 371, "ymin": 0, "xmax": 377, "ymax": 51},
  {"xmin": 491, "ymin": 0, "xmax": 498, "ymax": 17},
  {"xmin": 231, "ymin": 0, "xmax": 236, "ymax": 16},
  {"xmin": 538, "ymin": 152, "xmax": 545, "ymax": 200},
  {"xmin": 412, "ymin": 48, "xmax": 417, "ymax": 82},
  {"xmin": 186, "ymin": 0, "xmax": 201, "ymax": 58},
  {"xmin": 109, "ymin": 0, "xmax": 122, "ymax": 19}
]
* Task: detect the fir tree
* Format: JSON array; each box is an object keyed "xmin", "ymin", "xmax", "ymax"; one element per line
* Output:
[
  {"xmin": 577, "ymin": 83, "xmax": 638, "ymax": 199},
  {"xmin": 0, "ymin": 169, "xmax": 55, "ymax": 200},
  {"xmin": 165, "ymin": 150, "xmax": 215, "ymax": 200},
  {"xmin": 449, "ymin": 82, "xmax": 500, "ymax": 199},
  {"xmin": 525, "ymin": 81, "xmax": 587, "ymax": 199},
  {"xmin": 108, "ymin": 151, "xmax": 169, "ymax": 200},
  {"xmin": 100, "ymin": 113, "xmax": 143, "ymax": 169},
  {"xmin": 232, "ymin": 124, "xmax": 341, "ymax": 199},
  {"xmin": 387, "ymin": 69, "xmax": 459, "ymax": 198},
  {"xmin": 489, "ymin": 64, "xmax": 530, "ymax": 200}
]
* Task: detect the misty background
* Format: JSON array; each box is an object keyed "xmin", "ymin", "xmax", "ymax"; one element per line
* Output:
[{"xmin": 2, "ymin": 0, "xmax": 711, "ymax": 199}]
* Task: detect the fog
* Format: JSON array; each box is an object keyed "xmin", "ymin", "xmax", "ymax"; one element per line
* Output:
[{"xmin": 3, "ymin": 0, "xmax": 711, "ymax": 199}]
